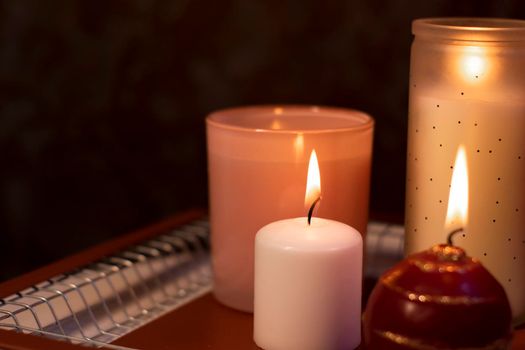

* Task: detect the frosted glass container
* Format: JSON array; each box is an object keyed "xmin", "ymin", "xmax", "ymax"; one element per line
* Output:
[
  {"xmin": 207, "ymin": 105, "xmax": 374, "ymax": 312},
  {"xmin": 405, "ymin": 18, "xmax": 525, "ymax": 320}
]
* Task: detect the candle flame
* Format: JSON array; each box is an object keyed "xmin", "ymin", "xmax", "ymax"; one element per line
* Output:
[
  {"xmin": 305, "ymin": 150, "xmax": 321, "ymax": 208},
  {"xmin": 445, "ymin": 146, "xmax": 469, "ymax": 230}
]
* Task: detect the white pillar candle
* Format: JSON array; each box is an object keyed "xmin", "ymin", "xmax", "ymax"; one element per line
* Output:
[{"xmin": 254, "ymin": 217, "xmax": 362, "ymax": 350}]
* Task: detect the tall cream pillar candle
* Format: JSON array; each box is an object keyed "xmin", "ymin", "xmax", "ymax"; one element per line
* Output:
[
  {"xmin": 207, "ymin": 106, "xmax": 373, "ymax": 312},
  {"xmin": 405, "ymin": 18, "xmax": 525, "ymax": 320}
]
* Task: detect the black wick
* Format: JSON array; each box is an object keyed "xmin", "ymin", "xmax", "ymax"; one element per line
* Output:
[
  {"xmin": 307, "ymin": 196, "xmax": 321, "ymax": 225},
  {"xmin": 447, "ymin": 227, "xmax": 464, "ymax": 246}
]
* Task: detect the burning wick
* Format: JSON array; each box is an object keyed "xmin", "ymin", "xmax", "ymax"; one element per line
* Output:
[
  {"xmin": 307, "ymin": 196, "xmax": 321, "ymax": 225},
  {"xmin": 447, "ymin": 228, "xmax": 465, "ymax": 246}
]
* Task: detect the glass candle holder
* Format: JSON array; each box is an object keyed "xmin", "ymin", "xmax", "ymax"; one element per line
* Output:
[
  {"xmin": 207, "ymin": 105, "xmax": 374, "ymax": 312},
  {"xmin": 405, "ymin": 18, "xmax": 525, "ymax": 320}
]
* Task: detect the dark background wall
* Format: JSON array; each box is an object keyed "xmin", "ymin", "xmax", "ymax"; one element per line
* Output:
[{"xmin": 1, "ymin": 0, "xmax": 524, "ymax": 281}]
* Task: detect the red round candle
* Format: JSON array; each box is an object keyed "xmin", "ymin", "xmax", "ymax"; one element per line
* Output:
[{"xmin": 364, "ymin": 244, "xmax": 512, "ymax": 349}]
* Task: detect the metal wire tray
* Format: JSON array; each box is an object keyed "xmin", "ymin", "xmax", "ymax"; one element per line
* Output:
[
  {"xmin": 0, "ymin": 216, "xmax": 404, "ymax": 349},
  {"xmin": 0, "ymin": 219, "xmax": 213, "ymax": 349}
]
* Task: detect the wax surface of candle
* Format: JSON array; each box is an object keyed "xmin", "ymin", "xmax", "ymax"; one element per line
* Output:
[{"xmin": 254, "ymin": 217, "xmax": 362, "ymax": 350}]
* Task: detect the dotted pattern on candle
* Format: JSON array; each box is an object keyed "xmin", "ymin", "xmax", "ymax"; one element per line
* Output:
[{"xmin": 406, "ymin": 87, "xmax": 525, "ymax": 314}]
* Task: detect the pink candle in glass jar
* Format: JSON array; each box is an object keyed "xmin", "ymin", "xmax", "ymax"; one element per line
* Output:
[{"xmin": 206, "ymin": 105, "xmax": 374, "ymax": 312}]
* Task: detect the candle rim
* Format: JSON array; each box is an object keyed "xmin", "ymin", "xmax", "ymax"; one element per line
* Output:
[
  {"xmin": 206, "ymin": 105, "xmax": 374, "ymax": 135},
  {"xmin": 256, "ymin": 216, "xmax": 362, "ymax": 251},
  {"xmin": 413, "ymin": 17, "xmax": 525, "ymax": 42}
]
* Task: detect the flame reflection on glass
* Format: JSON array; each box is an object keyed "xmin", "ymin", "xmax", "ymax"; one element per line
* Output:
[{"xmin": 459, "ymin": 46, "xmax": 488, "ymax": 83}]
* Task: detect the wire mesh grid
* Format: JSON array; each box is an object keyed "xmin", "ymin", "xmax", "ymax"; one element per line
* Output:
[
  {"xmin": 0, "ymin": 219, "xmax": 213, "ymax": 349},
  {"xmin": 0, "ymin": 218, "xmax": 404, "ymax": 348}
]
